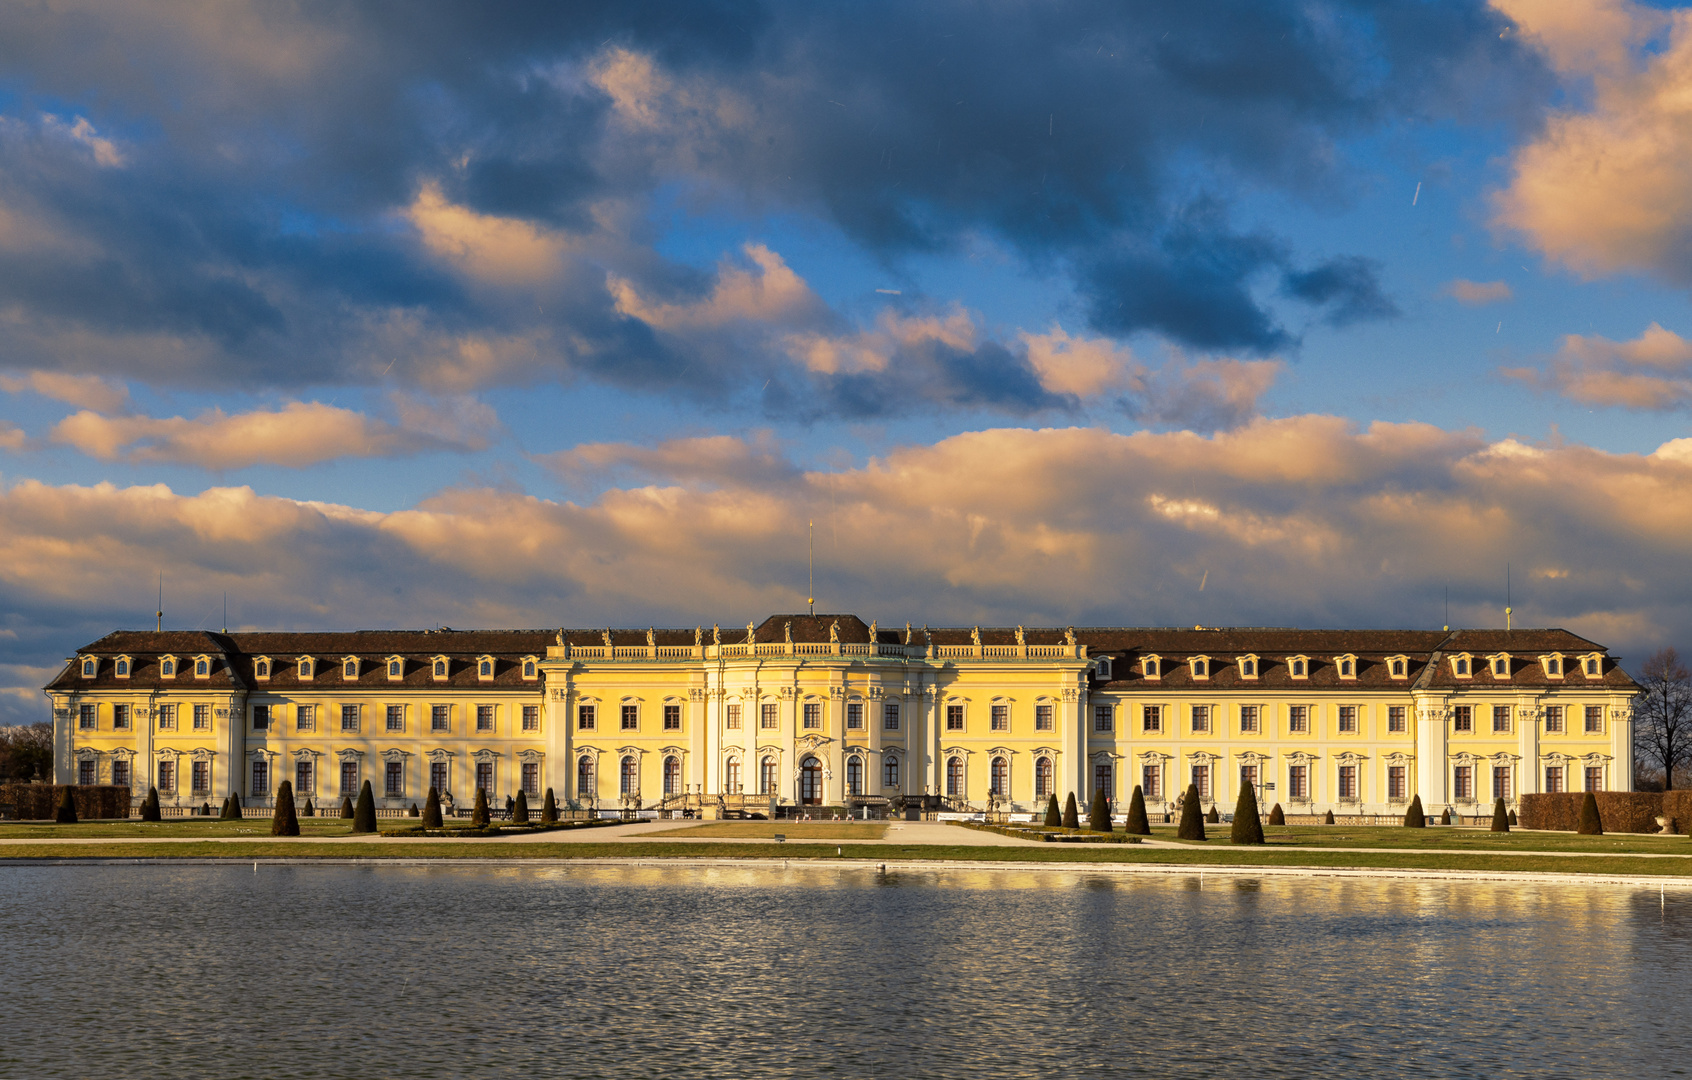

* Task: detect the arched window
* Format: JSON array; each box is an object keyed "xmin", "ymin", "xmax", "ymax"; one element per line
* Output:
[
  {"xmin": 81, "ymin": 658, "xmax": 95, "ymax": 676},
  {"xmin": 725, "ymin": 758, "xmax": 741, "ymax": 794},
  {"xmin": 1456, "ymin": 657, "xmax": 1469, "ymax": 675},
  {"xmin": 389, "ymin": 659, "xmax": 402, "ymax": 677},
  {"xmin": 1339, "ymin": 658, "xmax": 1353, "ymax": 677},
  {"xmin": 846, "ymin": 756, "xmax": 863, "ymax": 796},
  {"xmin": 523, "ymin": 659, "xmax": 536, "ymax": 678},
  {"xmin": 883, "ymin": 754, "xmax": 899, "ymax": 790},
  {"xmin": 1391, "ymin": 658, "xmax": 1404, "ymax": 676},
  {"xmin": 577, "ymin": 756, "xmax": 595, "ymax": 801},
  {"xmin": 1494, "ymin": 658, "xmax": 1508, "ymax": 676},
  {"xmin": 480, "ymin": 659, "xmax": 493, "ymax": 677},
  {"xmin": 619, "ymin": 755, "xmax": 638, "ymax": 796},
  {"xmin": 1242, "ymin": 658, "xmax": 1255, "ymax": 676},
  {"xmin": 1547, "ymin": 656, "xmax": 1561, "ymax": 675},
  {"xmin": 161, "ymin": 658, "xmax": 175, "ymax": 677},
  {"xmin": 1193, "ymin": 658, "xmax": 1208, "ymax": 677},
  {"xmin": 343, "ymin": 659, "xmax": 356, "ymax": 678},
  {"xmin": 1035, "ymin": 757, "xmax": 1053, "ymax": 798},
  {"xmin": 254, "ymin": 659, "xmax": 267, "ymax": 678},
  {"xmin": 990, "ymin": 756, "xmax": 1008, "ymax": 797},
  {"xmin": 1095, "ymin": 761, "xmax": 1113, "ymax": 803},
  {"xmin": 115, "ymin": 658, "xmax": 129, "ymax": 677},
  {"xmin": 1585, "ymin": 657, "xmax": 1599, "ymax": 675},
  {"xmin": 760, "ymin": 756, "xmax": 778, "ymax": 795},
  {"xmin": 800, "ymin": 756, "xmax": 822, "ymax": 804},
  {"xmin": 663, "ymin": 756, "xmax": 681, "ymax": 796},
  {"xmin": 196, "ymin": 658, "xmax": 209, "ymax": 676},
  {"xmin": 298, "ymin": 657, "xmax": 312, "ymax": 678},
  {"xmin": 946, "ymin": 756, "xmax": 964, "ymax": 797},
  {"xmin": 434, "ymin": 659, "xmax": 447, "ymax": 677},
  {"xmin": 1291, "ymin": 658, "xmax": 1305, "ymax": 677}
]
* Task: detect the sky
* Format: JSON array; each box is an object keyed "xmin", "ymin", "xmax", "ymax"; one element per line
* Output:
[{"xmin": 5, "ymin": 0, "xmax": 1692, "ymax": 723}]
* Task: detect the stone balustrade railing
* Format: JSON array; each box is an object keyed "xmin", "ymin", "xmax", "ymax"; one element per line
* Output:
[{"xmin": 547, "ymin": 641, "xmax": 1088, "ymax": 662}]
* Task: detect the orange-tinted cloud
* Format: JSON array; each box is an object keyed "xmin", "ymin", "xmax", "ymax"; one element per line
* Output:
[
  {"xmin": 1443, "ymin": 279, "xmax": 1514, "ymax": 305},
  {"xmin": 1504, "ymin": 322, "xmax": 1692, "ymax": 409}
]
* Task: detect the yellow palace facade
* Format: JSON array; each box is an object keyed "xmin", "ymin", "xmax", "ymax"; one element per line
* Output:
[{"xmin": 47, "ymin": 615, "xmax": 1638, "ymax": 816}]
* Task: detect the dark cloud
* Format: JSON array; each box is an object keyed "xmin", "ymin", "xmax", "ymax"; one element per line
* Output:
[{"xmin": 0, "ymin": 1, "xmax": 1544, "ymax": 409}]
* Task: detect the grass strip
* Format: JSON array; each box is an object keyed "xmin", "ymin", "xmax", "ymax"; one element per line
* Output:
[{"xmin": 2, "ymin": 841, "xmax": 1691, "ymax": 877}]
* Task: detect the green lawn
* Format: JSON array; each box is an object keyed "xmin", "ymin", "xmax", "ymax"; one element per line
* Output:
[
  {"xmin": 0, "ymin": 819, "xmax": 359, "ymax": 839},
  {"xmin": 1140, "ymin": 824, "xmax": 1692, "ymax": 855},
  {"xmin": 647, "ymin": 821, "xmax": 889, "ymax": 839}
]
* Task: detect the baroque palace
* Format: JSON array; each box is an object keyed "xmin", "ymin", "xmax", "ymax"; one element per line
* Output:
[{"xmin": 46, "ymin": 615, "xmax": 1639, "ymax": 817}]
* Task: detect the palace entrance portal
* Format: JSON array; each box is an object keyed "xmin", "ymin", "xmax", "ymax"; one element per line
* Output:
[{"xmin": 800, "ymin": 756, "xmax": 823, "ymax": 805}]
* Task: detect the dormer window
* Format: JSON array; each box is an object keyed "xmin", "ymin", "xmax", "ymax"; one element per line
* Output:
[
  {"xmin": 1388, "ymin": 655, "xmax": 1408, "ymax": 679},
  {"xmin": 477, "ymin": 656, "xmax": 495, "ymax": 680},
  {"xmin": 1490, "ymin": 654, "xmax": 1511, "ymax": 678},
  {"xmin": 193, "ymin": 655, "xmax": 211, "ymax": 678},
  {"xmin": 1542, "ymin": 654, "xmax": 1564, "ymax": 678},
  {"xmin": 432, "ymin": 656, "xmax": 449, "ymax": 681},
  {"xmin": 1142, "ymin": 655, "xmax": 1161, "ymax": 680},
  {"xmin": 387, "ymin": 656, "xmax": 404, "ymax": 680},
  {"xmin": 297, "ymin": 656, "xmax": 315, "ymax": 680},
  {"xmin": 1190, "ymin": 656, "xmax": 1211, "ymax": 680},
  {"xmin": 522, "ymin": 657, "xmax": 538, "ymax": 680},
  {"xmin": 1452, "ymin": 654, "xmax": 1471, "ymax": 678},
  {"xmin": 80, "ymin": 656, "xmax": 97, "ymax": 678},
  {"xmin": 115, "ymin": 656, "xmax": 130, "ymax": 678},
  {"xmin": 254, "ymin": 657, "xmax": 271, "ymax": 680},
  {"xmin": 1336, "ymin": 655, "xmax": 1356, "ymax": 680},
  {"xmin": 1288, "ymin": 656, "xmax": 1308, "ymax": 679},
  {"xmin": 342, "ymin": 656, "xmax": 360, "ymax": 680},
  {"xmin": 1582, "ymin": 654, "xmax": 1602, "ymax": 677},
  {"xmin": 1238, "ymin": 655, "xmax": 1258, "ymax": 679},
  {"xmin": 160, "ymin": 656, "xmax": 177, "ymax": 679},
  {"xmin": 1094, "ymin": 657, "xmax": 1112, "ymax": 681}
]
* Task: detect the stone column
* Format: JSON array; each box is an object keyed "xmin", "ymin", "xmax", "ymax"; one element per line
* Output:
[
  {"xmin": 827, "ymin": 682, "xmax": 846, "ymax": 806},
  {"xmin": 1518, "ymin": 697, "xmax": 1539, "ymax": 797},
  {"xmin": 1065, "ymin": 683, "xmax": 1086, "ymax": 804},
  {"xmin": 1415, "ymin": 695, "xmax": 1447, "ymax": 808}
]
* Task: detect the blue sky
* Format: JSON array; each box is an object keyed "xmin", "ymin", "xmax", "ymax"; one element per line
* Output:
[{"xmin": 4, "ymin": 0, "xmax": 1692, "ymax": 722}]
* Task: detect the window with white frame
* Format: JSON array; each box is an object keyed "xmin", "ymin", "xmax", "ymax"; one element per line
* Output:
[
  {"xmin": 522, "ymin": 705, "xmax": 539, "ymax": 732},
  {"xmin": 1143, "ymin": 704, "xmax": 1161, "ymax": 732},
  {"xmin": 1389, "ymin": 656, "xmax": 1407, "ymax": 678},
  {"xmin": 157, "ymin": 703, "xmax": 177, "ymax": 731},
  {"xmin": 1240, "ymin": 704, "xmax": 1259, "ymax": 733},
  {"xmin": 1492, "ymin": 655, "xmax": 1509, "ymax": 677},
  {"xmin": 725, "ymin": 703, "xmax": 742, "ymax": 730},
  {"xmin": 194, "ymin": 704, "xmax": 210, "ymax": 730},
  {"xmin": 295, "ymin": 704, "xmax": 315, "ymax": 733},
  {"xmin": 255, "ymin": 658, "xmax": 269, "ymax": 680},
  {"xmin": 478, "ymin": 658, "xmax": 493, "ymax": 679},
  {"xmin": 343, "ymin": 657, "xmax": 358, "ymax": 679},
  {"xmin": 621, "ymin": 704, "xmax": 638, "ymax": 731},
  {"xmin": 882, "ymin": 702, "xmax": 899, "ymax": 731},
  {"xmin": 845, "ymin": 702, "xmax": 863, "ymax": 730},
  {"xmin": 1584, "ymin": 656, "xmax": 1601, "ymax": 677},
  {"xmin": 115, "ymin": 657, "xmax": 129, "ymax": 677},
  {"xmin": 1453, "ymin": 655, "xmax": 1471, "ymax": 677},
  {"xmin": 1239, "ymin": 656, "xmax": 1257, "ymax": 678},
  {"xmin": 388, "ymin": 657, "xmax": 403, "ymax": 679},
  {"xmin": 1289, "ymin": 657, "xmax": 1307, "ymax": 678},
  {"xmin": 432, "ymin": 704, "xmax": 451, "ymax": 733},
  {"xmin": 387, "ymin": 705, "xmax": 405, "ymax": 733},
  {"xmin": 1036, "ymin": 703, "xmax": 1054, "ymax": 731},
  {"xmin": 1191, "ymin": 657, "xmax": 1209, "ymax": 679},
  {"xmin": 341, "ymin": 760, "xmax": 359, "ymax": 798},
  {"xmin": 946, "ymin": 703, "xmax": 964, "ymax": 731},
  {"xmin": 763, "ymin": 702, "xmax": 779, "ymax": 729},
  {"xmin": 1093, "ymin": 704, "xmax": 1111, "ymax": 732},
  {"xmin": 1191, "ymin": 705, "xmax": 1211, "ymax": 733},
  {"xmin": 522, "ymin": 659, "xmax": 536, "ymax": 679},
  {"xmin": 478, "ymin": 705, "xmax": 496, "ymax": 732},
  {"xmin": 342, "ymin": 704, "xmax": 360, "ymax": 733},
  {"xmin": 1337, "ymin": 655, "xmax": 1355, "ymax": 678},
  {"xmin": 161, "ymin": 657, "xmax": 176, "ymax": 678},
  {"xmin": 1585, "ymin": 706, "xmax": 1603, "ymax": 733},
  {"xmin": 298, "ymin": 657, "xmax": 314, "ymax": 679},
  {"xmin": 195, "ymin": 656, "xmax": 210, "ymax": 678},
  {"xmin": 1289, "ymin": 705, "xmax": 1308, "ymax": 733},
  {"xmin": 801, "ymin": 702, "xmax": 820, "ymax": 729},
  {"xmin": 81, "ymin": 657, "xmax": 96, "ymax": 677},
  {"xmin": 576, "ymin": 704, "xmax": 595, "ymax": 731},
  {"xmin": 1338, "ymin": 705, "xmax": 1357, "ymax": 733},
  {"xmin": 1143, "ymin": 655, "xmax": 1160, "ymax": 679},
  {"xmin": 434, "ymin": 658, "xmax": 448, "ymax": 678},
  {"xmin": 386, "ymin": 761, "xmax": 404, "ymax": 798}
]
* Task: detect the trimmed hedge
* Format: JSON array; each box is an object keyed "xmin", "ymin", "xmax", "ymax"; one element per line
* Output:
[
  {"xmin": 0, "ymin": 784, "xmax": 129, "ymax": 820},
  {"xmin": 542, "ymin": 787, "xmax": 558, "ymax": 825},
  {"xmin": 1520, "ymin": 792, "xmax": 1660, "ymax": 833},
  {"xmin": 472, "ymin": 787, "xmax": 490, "ymax": 827},
  {"xmin": 1491, "ymin": 797, "xmax": 1510, "ymax": 833},
  {"xmin": 1177, "ymin": 783, "xmax": 1206, "ymax": 841},
  {"xmin": 1061, "ymin": 792, "xmax": 1079, "ymax": 830},
  {"xmin": 1124, "ymin": 785, "xmax": 1151, "ymax": 835},
  {"xmin": 352, "ymin": 780, "xmax": 377, "ymax": 833},
  {"xmin": 140, "ymin": 786, "xmax": 162, "ymax": 822},
  {"xmin": 1230, "ymin": 782, "xmax": 1264, "ymax": 845},
  {"xmin": 1043, "ymin": 794, "xmax": 1062, "ymax": 828},
  {"xmin": 1578, "ymin": 791, "xmax": 1604, "ymax": 835},
  {"xmin": 1267, "ymin": 802, "xmax": 1285, "ymax": 826},
  {"xmin": 1323, "ymin": 809, "xmax": 1336, "ymax": 825},
  {"xmin": 1403, "ymin": 794, "xmax": 1426, "ymax": 828},
  {"xmin": 339, "ymin": 796, "xmax": 355, "ymax": 819},
  {"xmin": 422, "ymin": 786, "xmax": 444, "ymax": 829},
  {"xmin": 512, "ymin": 789, "xmax": 531, "ymax": 825},
  {"xmin": 1205, "ymin": 803, "xmax": 1221, "ymax": 824},
  {"xmin": 271, "ymin": 780, "xmax": 300, "ymax": 836},
  {"xmin": 1087, "ymin": 792, "xmax": 1111, "ymax": 832}
]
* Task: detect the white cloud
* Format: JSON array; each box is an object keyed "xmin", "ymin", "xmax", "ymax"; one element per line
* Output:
[
  {"xmin": 0, "ymin": 370, "xmax": 130, "ymax": 412},
  {"xmin": 41, "ymin": 113, "xmax": 125, "ymax": 167},
  {"xmin": 1503, "ymin": 322, "xmax": 1692, "ymax": 409},
  {"xmin": 609, "ymin": 244, "xmax": 821, "ymax": 331},
  {"xmin": 405, "ymin": 181, "xmax": 571, "ymax": 284}
]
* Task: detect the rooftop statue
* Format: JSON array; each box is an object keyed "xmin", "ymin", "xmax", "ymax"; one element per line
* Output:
[
  {"xmin": 829, "ymin": 620, "xmax": 840, "ymax": 644},
  {"xmin": 712, "ymin": 624, "xmax": 721, "ymax": 646},
  {"xmin": 602, "ymin": 628, "xmax": 613, "ymax": 648},
  {"xmin": 647, "ymin": 627, "xmax": 656, "ymax": 649},
  {"xmin": 971, "ymin": 626, "xmax": 982, "ymax": 646},
  {"xmin": 1065, "ymin": 626, "xmax": 1077, "ymax": 646},
  {"xmin": 1016, "ymin": 625, "xmax": 1026, "ymax": 646},
  {"xmin": 746, "ymin": 620, "xmax": 756, "ymax": 644}
]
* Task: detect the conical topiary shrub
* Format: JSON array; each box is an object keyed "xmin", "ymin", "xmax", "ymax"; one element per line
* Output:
[
  {"xmin": 271, "ymin": 780, "xmax": 300, "ymax": 837},
  {"xmin": 1043, "ymin": 793, "xmax": 1062, "ymax": 828},
  {"xmin": 541, "ymin": 787, "xmax": 558, "ymax": 825},
  {"xmin": 1125, "ymin": 785, "xmax": 1151, "ymax": 835},
  {"xmin": 1086, "ymin": 792, "xmax": 1111, "ymax": 831},
  {"xmin": 1177, "ymin": 783, "xmax": 1206, "ymax": 841},
  {"xmin": 1267, "ymin": 802, "xmax": 1285, "ymax": 826},
  {"xmin": 512, "ymin": 788, "xmax": 530, "ymax": 824},
  {"xmin": 472, "ymin": 786, "xmax": 490, "ymax": 827},
  {"xmin": 1508, "ymin": 808, "xmax": 1518, "ymax": 826},
  {"xmin": 1230, "ymin": 782, "xmax": 1264, "ymax": 845},
  {"xmin": 1440, "ymin": 806, "xmax": 1451, "ymax": 825},
  {"xmin": 1206, "ymin": 803, "xmax": 1221, "ymax": 824},
  {"xmin": 140, "ymin": 786, "xmax": 162, "ymax": 822},
  {"xmin": 422, "ymin": 786, "xmax": 443, "ymax": 829},
  {"xmin": 1061, "ymin": 792, "xmax": 1079, "ymax": 829},
  {"xmin": 1577, "ymin": 790, "xmax": 1603, "ymax": 835},
  {"xmin": 339, "ymin": 796, "xmax": 354, "ymax": 819},
  {"xmin": 55, "ymin": 787, "xmax": 78, "ymax": 824},
  {"xmin": 352, "ymin": 780, "xmax": 377, "ymax": 833},
  {"xmin": 409, "ymin": 802, "xmax": 420, "ymax": 817},
  {"xmin": 303, "ymin": 799, "xmax": 315, "ymax": 818},
  {"xmin": 1491, "ymin": 797, "xmax": 1510, "ymax": 833},
  {"xmin": 218, "ymin": 794, "xmax": 235, "ymax": 820},
  {"xmin": 1323, "ymin": 809, "xmax": 1336, "ymax": 825},
  {"xmin": 1403, "ymin": 794, "xmax": 1426, "ymax": 828}
]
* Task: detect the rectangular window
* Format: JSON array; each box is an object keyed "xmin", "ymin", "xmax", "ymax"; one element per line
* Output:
[
  {"xmin": 1492, "ymin": 705, "xmax": 1512, "ymax": 734},
  {"xmin": 478, "ymin": 705, "xmax": 496, "ymax": 733},
  {"xmin": 1338, "ymin": 705, "xmax": 1357, "ymax": 733},
  {"xmin": 1545, "ymin": 705, "xmax": 1564, "ymax": 733},
  {"xmin": 762, "ymin": 702, "xmax": 779, "ymax": 729},
  {"xmin": 1388, "ymin": 766, "xmax": 1406, "ymax": 800},
  {"xmin": 1545, "ymin": 765, "xmax": 1564, "ymax": 793},
  {"xmin": 296, "ymin": 759, "xmax": 314, "ymax": 797},
  {"xmin": 295, "ymin": 704, "xmax": 315, "ymax": 733},
  {"xmin": 521, "ymin": 762, "xmax": 539, "ymax": 796},
  {"xmin": 522, "ymin": 705, "xmax": 540, "ymax": 732},
  {"xmin": 997, "ymin": 704, "xmax": 1013, "ymax": 732},
  {"xmin": 1388, "ymin": 706, "xmax": 1406, "ymax": 733},
  {"xmin": 1289, "ymin": 705, "xmax": 1308, "ymax": 733},
  {"xmin": 251, "ymin": 759, "xmax": 269, "ymax": 797},
  {"xmin": 884, "ymin": 756, "xmax": 899, "ymax": 789},
  {"xmin": 341, "ymin": 760, "xmax": 359, "ymax": 798},
  {"xmin": 1493, "ymin": 766, "xmax": 1511, "ymax": 801},
  {"xmin": 576, "ymin": 704, "xmax": 595, "ymax": 731},
  {"xmin": 387, "ymin": 705, "xmax": 405, "ymax": 733},
  {"xmin": 1240, "ymin": 705, "xmax": 1259, "ymax": 734},
  {"xmin": 1143, "ymin": 705, "xmax": 1161, "ymax": 733},
  {"xmin": 1585, "ymin": 766, "xmax": 1603, "ymax": 791},
  {"xmin": 882, "ymin": 702, "xmax": 899, "ymax": 731},
  {"xmin": 1142, "ymin": 764, "xmax": 1162, "ymax": 801},
  {"xmin": 252, "ymin": 705, "xmax": 270, "ymax": 731},
  {"xmin": 1288, "ymin": 765, "xmax": 1308, "ymax": 800},
  {"xmin": 1453, "ymin": 705, "xmax": 1472, "ymax": 732},
  {"xmin": 157, "ymin": 759, "xmax": 176, "ymax": 794},
  {"xmin": 114, "ymin": 703, "xmax": 130, "ymax": 730},
  {"xmin": 79, "ymin": 760, "xmax": 96, "ymax": 785},
  {"xmin": 342, "ymin": 703, "xmax": 360, "ymax": 733},
  {"xmin": 845, "ymin": 702, "xmax": 863, "ymax": 730},
  {"xmin": 1093, "ymin": 705, "xmax": 1110, "ymax": 733},
  {"xmin": 1454, "ymin": 765, "xmax": 1473, "ymax": 801},
  {"xmin": 192, "ymin": 760, "xmax": 210, "ymax": 795},
  {"xmin": 430, "ymin": 761, "xmax": 449, "ymax": 797},
  {"xmin": 1036, "ymin": 704, "xmax": 1054, "ymax": 731},
  {"xmin": 726, "ymin": 703, "xmax": 742, "ymax": 730},
  {"xmin": 1191, "ymin": 705, "xmax": 1210, "ymax": 734},
  {"xmin": 946, "ymin": 704, "xmax": 964, "ymax": 731},
  {"xmin": 1240, "ymin": 764, "xmax": 1258, "ymax": 792},
  {"xmin": 620, "ymin": 704, "xmax": 638, "ymax": 730},
  {"xmin": 1585, "ymin": 705, "xmax": 1603, "ymax": 733},
  {"xmin": 801, "ymin": 702, "xmax": 820, "ymax": 730},
  {"xmin": 193, "ymin": 704, "xmax": 211, "ymax": 730},
  {"xmin": 79, "ymin": 703, "xmax": 96, "ymax": 730},
  {"xmin": 386, "ymin": 761, "xmax": 404, "ymax": 798},
  {"xmin": 112, "ymin": 760, "xmax": 130, "ymax": 788},
  {"xmin": 476, "ymin": 760, "xmax": 494, "ymax": 796},
  {"xmin": 1338, "ymin": 765, "xmax": 1357, "ymax": 800},
  {"xmin": 1192, "ymin": 764, "xmax": 1210, "ymax": 801},
  {"xmin": 159, "ymin": 703, "xmax": 178, "ymax": 730}
]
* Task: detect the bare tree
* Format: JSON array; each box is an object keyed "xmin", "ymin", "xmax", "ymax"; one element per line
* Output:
[
  {"xmin": 1635, "ymin": 648, "xmax": 1692, "ymax": 791},
  {"xmin": 0, "ymin": 722, "xmax": 53, "ymax": 781}
]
